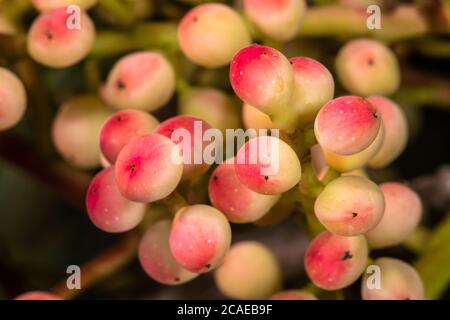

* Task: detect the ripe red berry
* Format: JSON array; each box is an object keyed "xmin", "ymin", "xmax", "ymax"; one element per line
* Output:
[
  {"xmin": 230, "ymin": 44, "xmax": 294, "ymax": 116},
  {"xmin": 244, "ymin": 0, "xmax": 306, "ymax": 41},
  {"xmin": 208, "ymin": 161, "xmax": 280, "ymax": 223},
  {"xmin": 178, "ymin": 3, "xmax": 250, "ymax": 68},
  {"xmin": 52, "ymin": 95, "xmax": 111, "ymax": 169},
  {"xmin": 304, "ymin": 231, "xmax": 368, "ymax": 290},
  {"xmin": 114, "ymin": 133, "xmax": 183, "ymax": 203},
  {"xmin": 27, "ymin": 8, "xmax": 95, "ymax": 68},
  {"xmin": 155, "ymin": 115, "xmax": 212, "ymax": 179},
  {"xmin": 86, "ymin": 167, "xmax": 146, "ymax": 233},
  {"xmin": 366, "ymin": 182, "xmax": 422, "ymax": 248},
  {"xmin": 101, "ymin": 52, "xmax": 175, "ymax": 112},
  {"xmin": 0, "ymin": 68, "xmax": 27, "ymax": 131},
  {"xmin": 100, "ymin": 110, "xmax": 159, "ymax": 165},
  {"xmin": 169, "ymin": 204, "xmax": 231, "ymax": 273},
  {"xmin": 139, "ymin": 220, "xmax": 198, "ymax": 285},
  {"xmin": 314, "ymin": 96, "xmax": 381, "ymax": 155}
]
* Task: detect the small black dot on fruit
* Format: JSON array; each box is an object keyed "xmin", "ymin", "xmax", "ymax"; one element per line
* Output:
[
  {"xmin": 341, "ymin": 250, "xmax": 353, "ymax": 261},
  {"xmin": 352, "ymin": 212, "xmax": 358, "ymax": 218},
  {"xmin": 116, "ymin": 79, "xmax": 126, "ymax": 90},
  {"xmin": 213, "ymin": 175, "xmax": 218, "ymax": 181},
  {"xmin": 373, "ymin": 112, "xmax": 378, "ymax": 119},
  {"xmin": 44, "ymin": 30, "xmax": 53, "ymax": 40},
  {"xmin": 260, "ymin": 51, "xmax": 267, "ymax": 56},
  {"xmin": 367, "ymin": 58, "xmax": 374, "ymax": 66},
  {"xmin": 129, "ymin": 164, "xmax": 136, "ymax": 172},
  {"xmin": 116, "ymin": 116, "xmax": 123, "ymax": 122},
  {"xmin": 205, "ymin": 264, "xmax": 211, "ymax": 269},
  {"xmin": 174, "ymin": 277, "xmax": 180, "ymax": 282},
  {"xmin": 264, "ymin": 176, "xmax": 269, "ymax": 181}
]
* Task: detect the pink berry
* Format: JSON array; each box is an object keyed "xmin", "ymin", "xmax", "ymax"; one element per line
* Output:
[
  {"xmin": 314, "ymin": 96, "xmax": 381, "ymax": 155},
  {"xmin": 214, "ymin": 241, "xmax": 282, "ymax": 299},
  {"xmin": 362, "ymin": 258, "xmax": 424, "ymax": 300},
  {"xmin": 27, "ymin": 8, "xmax": 95, "ymax": 68},
  {"xmin": 335, "ymin": 38, "xmax": 400, "ymax": 96},
  {"xmin": 230, "ymin": 44, "xmax": 294, "ymax": 116},
  {"xmin": 138, "ymin": 220, "xmax": 198, "ymax": 285},
  {"xmin": 178, "ymin": 3, "xmax": 250, "ymax": 68},
  {"xmin": 322, "ymin": 121, "xmax": 385, "ymax": 172},
  {"xmin": 114, "ymin": 133, "xmax": 183, "ymax": 203},
  {"xmin": 304, "ymin": 231, "xmax": 368, "ymax": 290},
  {"xmin": 289, "ymin": 57, "xmax": 335, "ymax": 126},
  {"xmin": 101, "ymin": 51, "xmax": 175, "ymax": 111},
  {"xmin": 15, "ymin": 291, "xmax": 61, "ymax": 300},
  {"xmin": 178, "ymin": 87, "xmax": 241, "ymax": 133},
  {"xmin": 52, "ymin": 95, "xmax": 111, "ymax": 169},
  {"xmin": 367, "ymin": 96, "xmax": 408, "ymax": 168},
  {"xmin": 31, "ymin": 0, "xmax": 98, "ymax": 11},
  {"xmin": 169, "ymin": 204, "xmax": 231, "ymax": 273},
  {"xmin": 242, "ymin": 103, "xmax": 275, "ymax": 131},
  {"xmin": 86, "ymin": 167, "xmax": 146, "ymax": 233},
  {"xmin": 0, "ymin": 68, "xmax": 27, "ymax": 131},
  {"xmin": 155, "ymin": 115, "xmax": 212, "ymax": 179},
  {"xmin": 100, "ymin": 110, "xmax": 159, "ymax": 164},
  {"xmin": 235, "ymin": 135, "xmax": 302, "ymax": 195},
  {"xmin": 244, "ymin": 0, "xmax": 306, "ymax": 41},
  {"xmin": 366, "ymin": 182, "xmax": 422, "ymax": 248},
  {"xmin": 208, "ymin": 161, "xmax": 280, "ymax": 223},
  {"xmin": 270, "ymin": 290, "xmax": 317, "ymax": 300},
  {"xmin": 314, "ymin": 176, "xmax": 385, "ymax": 236}
]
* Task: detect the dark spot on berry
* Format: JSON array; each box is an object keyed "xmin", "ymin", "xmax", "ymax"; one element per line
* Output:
[
  {"xmin": 205, "ymin": 264, "xmax": 211, "ymax": 269},
  {"xmin": 129, "ymin": 164, "xmax": 136, "ymax": 172},
  {"xmin": 264, "ymin": 176, "xmax": 269, "ymax": 181},
  {"xmin": 260, "ymin": 51, "xmax": 267, "ymax": 56},
  {"xmin": 289, "ymin": 61, "xmax": 293, "ymax": 65},
  {"xmin": 373, "ymin": 112, "xmax": 378, "ymax": 119},
  {"xmin": 116, "ymin": 116, "xmax": 123, "ymax": 122},
  {"xmin": 367, "ymin": 58, "xmax": 374, "ymax": 66},
  {"xmin": 213, "ymin": 175, "xmax": 218, "ymax": 181},
  {"xmin": 193, "ymin": 16, "xmax": 198, "ymax": 22},
  {"xmin": 174, "ymin": 277, "xmax": 180, "ymax": 282},
  {"xmin": 341, "ymin": 250, "xmax": 353, "ymax": 261},
  {"xmin": 404, "ymin": 297, "xmax": 410, "ymax": 300},
  {"xmin": 91, "ymin": 187, "xmax": 97, "ymax": 194},
  {"xmin": 44, "ymin": 30, "xmax": 53, "ymax": 40},
  {"xmin": 352, "ymin": 212, "xmax": 358, "ymax": 218},
  {"xmin": 116, "ymin": 79, "xmax": 126, "ymax": 90}
]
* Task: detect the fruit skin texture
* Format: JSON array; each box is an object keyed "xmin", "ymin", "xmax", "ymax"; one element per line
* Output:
[
  {"xmin": 170, "ymin": 205, "xmax": 231, "ymax": 273},
  {"xmin": 114, "ymin": 133, "xmax": 183, "ymax": 203},
  {"xmin": 155, "ymin": 115, "xmax": 212, "ymax": 179},
  {"xmin": 31, "ymin": 0, "xmax": 98, "ymax": 11},
  {"xmin": 100, "ymin": 110, "xmax": 159, "ymax": 164},
  {"xmin": 86, "ymin": 167, "xmax": 146, "ymax": 233},
  {"xmin": 27, "ymin": 8, "xmax": 95, "ymax": 68},
  {"xmin": 214, "ymin": 241, "xmax": 282, "ymax": 299},
  {"xmin": 235, "ymin": 135, "xmax": 302, "ymax": 195},
  {"xmin": 314, "ymin": 175, "xmax": 385, "ymax": 236},
  {"xmin": 304, "ymin": 231, "xmax": 368, "ymax": 290},
  {"xmin": 101, "ymin": 51, "xmax": 175, "ymax": 112},
  {"xmin": 0, "ymin": 68, "xmax": 27, "ymax": 130},
  {"xmin": 366, "ymin": 182, "xmax": 422, "ymax": 248},
  {"xmin": 15, "ymin": 291, "xmax": 62, "ymax": 300},
  {"xmin": 362, "ymin": 257, "xmax": 424, "ymax": 300},
  {"xmin": 208, "ymin": 161, "xmax": 280, "ymax": 223},
  {"xmin": 289, "ymin": 57, "xmax": 335, "ymax": 127},
  {"xmin": 270, "ymin": 290, "xmax": 317, "ymax": 300},
  {"xmin": 322, "ymin": 121, "xmax": 385, "ymax": 172},
  {"xmin": 314, "ymin": 96, "xmax": 381, "ymax": 155},
  {"xmin": 244, "ymin": 0, "xmax": 306, "ymax": 41},
  {"xmin": 242, "ymin": 103, "xmax": 275, "ymax": 131},
  {"xmin": 367, "ymin": 96, "xmax": 408, "ymax": 168},
  {"xmin": 230, "ymin": 44, "xmax": 294, "ymax": 117},
  {"xmin": 178, "ymin": 87, "xmax": 241, "ymax": 133},
  {"xmin": 138, "ymin": 220, "xmax": 198, "ymax": 285},
  {"xmin": 178, "ymin": 3, "xmax": 250, "ymax": 68},
  {"xmin": 52, "ymin": 95, "xmax": 111, "ymax": 169},
  {"xmin": 335, "ymin": 39, "xmax": 400, "ymax": 96}
]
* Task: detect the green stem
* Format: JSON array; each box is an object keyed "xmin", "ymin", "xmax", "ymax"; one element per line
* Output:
[
  {"xmin": 97, "ymin": 0, "xmax": 136, "ymax": 27},
  {"xmin": 158, "ymin": 191, "xmax": 188, "ymax": 215}
]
